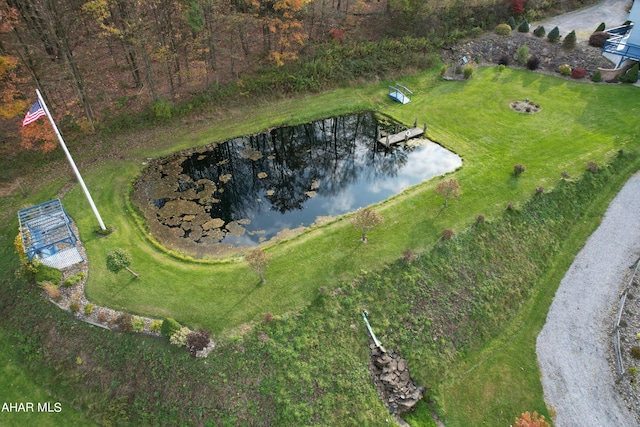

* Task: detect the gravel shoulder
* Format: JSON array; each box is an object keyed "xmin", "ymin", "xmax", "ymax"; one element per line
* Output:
[{"xmin": 536, "ymin": 172, "xmax": 640, "ymax": 427}]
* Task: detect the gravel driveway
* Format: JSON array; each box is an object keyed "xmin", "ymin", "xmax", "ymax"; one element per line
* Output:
[
  {"xmin": 536, "ymin": 171, "xmax": 640, "ymax": 426},
  {"xmin": 532, "ymin": 3, "xmax": 640, "ymax": 426}
]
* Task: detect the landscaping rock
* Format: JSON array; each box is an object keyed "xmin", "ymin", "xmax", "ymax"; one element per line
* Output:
[{"xmin": 369, "ymin": 344, "xmax": 424, "ymax": 415}]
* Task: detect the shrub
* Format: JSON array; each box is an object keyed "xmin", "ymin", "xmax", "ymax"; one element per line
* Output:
[
  {"xmin": 587, "ymin": 161, "xmax": 598, "ymax": 174},
  {"xmin": 547, "ymin": 26, "xmax": 560, "ymax": 42},
  {"xmin": 402, "ymin": 249, "xmax": 416, "ymax": 263},
  {"xmin": 514, "ymin": 411, "xmax": 550, "ymax": 427},
  {"xmin": 563, "ymin": 30, "xmax": 577, "ymax": 50},
  {"xmin": 150, "ymin": 320, "xmax": 162, "ymax": 332},
  {"xmin": 84, "ymin": 304, "xmax": 94, "ymax": 315},
  {"xmin": 463, "ymin": 65, "xmax": 474, "ymax": 79},
  {"xmin": 113, "ymin": 313, "xmax": 134, "ymax": 332},
  {"xmin": 161, "ymin": 317, "xmax": 181, "ymax": 338},
  {"xmin": 595, "ymin": 22, "xmax": 606, "ymax": 32},
  {"xmin": 514, "ymin": 164, "xmax": 527, "ymax": 177},
  {"xmin": 132, "ymin": 316, "xmax": 145, "ymax": 332},
  {"xmin": 533, "ymin": 25, "xmax": 545, "ymax": 37},
  {"xmin": 629, "ymin": 366, "xmax": 638, "ymax": 376},
  {"xmin": 97, "ymin": 311, "xmax": 108, "ymax": 323},
  {"xmin": 263, "ymin": 312, "xmax": 274, "ymax": 323},
  {"xmin": 36, "ymin": 264, "xmax": 62, "ymax": 285},
  {"xmin": 518, "ymin": 20, "xmax": 530, "ymax": 33},
  {"xmin": 591, "ymin": 70, "xmax": 602, "ymax": 82},
  {"xmin": 440, "ymin": 65, "xmax": 448, "ymax": 76},
  {"xmin": 186, "ymin": 329, "xmax": 211, "ymax": 355},
  {"xmin": 515, "ymin": 45, "xmax": 530, "ymax": 66},
  {"xmin": 69, "ymin": 301, "xmax": 80, "ymax": 313},
  {"xmin": 170, "ymin": 327, "xmax": 191, "ymax": 347},
  {"xmin": 149, "ymin": 98, "xmax": 173, "ymax": 121},
  {"xmin": 498, "ymin": 64, "xmax": 506, "ymax": 73},
  {"xmin": 498, "ymin": 55, "xmax": 510, "ymax": 66},
  {"xmin": 589, "ymin": 31, "xmax": 610, "ymax": 48},
  {"xmin": 495, "ymin": 23, "xmax": 512, "ymax": 36},
  {"xmin": 63, "ymin": 272, "xmax": 85, "ymax": 287},
  {"xmin": 571, "ymin": 67, "xmax": 587, "ymax": 79},
  {"xmin": 507, "ymin": 16, "xmax": 516, "ymax": 30},
  {"xmin": 441, "ymin": 229, "xmax": 455, "ymax": 240},
  {"xmin": 631, "ymin": 346, "xmax": 640, "ymax": 359},
  {"xmin": 621, "ymin": 63, "xmax": 639, "ymax": 83},
  {"xmin": 39, "ymin": 281, "xmax": 61, "ymax": 301},
  {"xmin": 526, "ymin": 56, "xmax": 540, "ymax": 70},
  {"xmin": 558, "ymin": 64, "xmax": 572, "ymax": 76}
]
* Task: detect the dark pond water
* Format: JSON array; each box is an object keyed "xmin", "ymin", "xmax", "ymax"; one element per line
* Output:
[{"xmin": 133, "ymin": 111, "xmax": 461, "ymax": 254}]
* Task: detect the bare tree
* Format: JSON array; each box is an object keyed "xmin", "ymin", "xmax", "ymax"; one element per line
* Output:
[
  {"xmin": 246, "ymin": 248, "xmax": 269, "ymax": 284},
  {"xmin": 351, "ymin": 207, "xmax": 383, "ymax": 243},
  {"xmin": 434, "ymin": 178, "xmax": 461, "ymax": 208}
]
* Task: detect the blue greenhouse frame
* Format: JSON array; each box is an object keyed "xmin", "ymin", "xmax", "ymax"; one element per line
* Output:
[{"xmin": 18, "ymin": 199, "xmax": 84, "ymax": 270}]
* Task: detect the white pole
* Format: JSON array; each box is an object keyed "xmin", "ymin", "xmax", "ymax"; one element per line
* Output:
[{"xmin": 36, "ymin": 89, "xmax": 106, "ymax": 230}]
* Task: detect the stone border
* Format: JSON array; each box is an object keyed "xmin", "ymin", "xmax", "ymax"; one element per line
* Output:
[{"xmin": 42, "ymin": 221, "xmax": 216, "ymax": 358}]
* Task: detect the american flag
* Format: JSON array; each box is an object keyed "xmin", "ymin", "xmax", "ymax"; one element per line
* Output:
[{"xmin": 22, "ymin": 100, "xmax": 46, "ymax": 126}]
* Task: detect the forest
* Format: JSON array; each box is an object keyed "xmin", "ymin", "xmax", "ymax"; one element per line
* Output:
[{"xmin": 1, "ymin": 0, "xmax": 595, "ymax": 155}]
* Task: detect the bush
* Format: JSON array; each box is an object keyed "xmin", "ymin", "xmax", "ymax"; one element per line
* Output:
[
  {"xmin": 161, "ymin": 317, "xmax": 181, "ymax": 338},
  {"xmin": 441, "ymin": 229, "xmax": 455, "ymax": 240},
  {"xmin": 132, "ymin": 316, "xmax": 145, "ymax": 332},
  {"xmin": 263, "ymin": 312, "xmax": 274, "ymax": 323},
  {"xmin": 150, "ymin": 320, "xmax": 162, "ymax": 332},
  {"xmin": 495, "ymin": 23, "xmax": 512, "ymax": 36},
  {"xmin": 507, "ymin": 16, "xmax": 516, "ymax": 30},
  {"xmin": 498, "ymin": 55, "xmax": 510, "ymax": 66},
  {"xmin": 518, "ymin": 20, "xmax": 530, "ymax": 33},
  {"xmin": 571, "ymin": 67, "xmax": 587, "ymax": 79},
  {"xmin": 186, "ymin": 329, "xmax": 211, "ymax": 356},
  {"xmin": 97, "ymin": 311, "xmax": 108, "ymax": 323},
  {"xmin": 69, "ymin": 301, "xmax": 80, "ymax": 313},
  {"xmin": 547, "ymin": 26, "xmax": 561, "ymax": 42},
  {"xmin": 558, "ymin": 64, "xmax": 572, "ymax": 76},
  {"xmin": 63, "ymin": 272, "xmax": 85, "ymax": 287},
  {"xmin": 170, "ymin": 327, "xmax": 191, "ymax": 347},
  {"xmin": 526, "ymin": 56, "xmax": 540, "ymax": 70},
  {"xmin": 621, "ymin": 63, "xmax": 639, "ymax": 83},
  {"xmin": 515, "ymin": 45, "xmax": 530, "ymax": 66},
  {"xmin": 497, "ymin": 64, "xmax": 506, "ymax": 73},
  {"xmin": 589, "ymin": 31, "xmax": 610, "ymax": 48},
  {"xmin": 39, "ymin": 281, "xmax": 61, "ymax": 301},
  {"xmin": 113, "ymin": 313, "xmax": 134, "ymax": 332},
  {"xmin": 463, "ymin": 65, "xmax": 474, "ymax": 79},
  {"xmin": 595, "ymin": 22, "xmax": 605, "ymax": 32},
  {"xmin": 563, "ymin": 30, "xmax": 577, "ymax": 50},
  {"xmin": 533, "ymin": 25, "xmax": 545, "ymax": 37},
  {"xmin": 591, "ymin": 70, "xmax": 602, "ymax": 82},
  {"xmin": 149, "ymin": 98, "xmax": 173, "ymax": 121},
  {"xmin": 84, "ymin": 304, "xmax": 94, "ymax": 315},
  {"xmin": 631, "ymin": 346, "xmax": 640, "ymax": 359},
  {"xmin": 514, "ymin": 164, "xmax": 527, "ymax": 177},
  {"xmin": 35, "ymin": 264, "xmax": 62, "ymax": 285},
  {"xmin": 440, "ymin": 65, "xmax": 448, "ymax": 76}
]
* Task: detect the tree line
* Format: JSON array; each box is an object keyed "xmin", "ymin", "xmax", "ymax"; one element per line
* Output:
[{"xmin": 0, "ymin": 0, "xmax": 596, "ymax": 150}]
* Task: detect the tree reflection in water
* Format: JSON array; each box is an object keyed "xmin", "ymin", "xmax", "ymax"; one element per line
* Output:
[{"xmin": 132, "ymin": 112, "xmax": 461, "ymax": 254}]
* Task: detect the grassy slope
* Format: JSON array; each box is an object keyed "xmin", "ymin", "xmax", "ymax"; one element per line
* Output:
[
  {"xmin": 65, "ymin": 67, "xmax": 635, "ymax": 334},
  {"xmin": 2, "ymin": 67, "xmax": 640, "ymax": 426}
]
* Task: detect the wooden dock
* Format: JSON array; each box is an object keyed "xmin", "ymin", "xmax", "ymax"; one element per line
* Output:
[{"xmin": 378, "ymin": 127, "xmax": 425, "ymax": 147}]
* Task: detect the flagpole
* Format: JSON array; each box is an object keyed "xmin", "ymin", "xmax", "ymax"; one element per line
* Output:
[{"xmin": 36, "ymin": 89, "xmax": 107, "ymax": 231}]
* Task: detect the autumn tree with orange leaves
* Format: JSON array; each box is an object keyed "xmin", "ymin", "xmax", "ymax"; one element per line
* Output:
[{"xmin": 513, "ymin": 411, "xmax": 550, "ymax": 427}]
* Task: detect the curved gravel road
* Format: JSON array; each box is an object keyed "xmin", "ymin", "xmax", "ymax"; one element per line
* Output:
[{"xmin": 536, "ymin": 171, "xmax": 640, "ymax": 427}]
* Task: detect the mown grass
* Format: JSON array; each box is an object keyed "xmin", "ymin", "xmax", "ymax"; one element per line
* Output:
[
  {"xmin": 2, "ymin": 66, "xmax": 640, "ymax": 426},
  {"xmin": 63, "ymin": 67, "xmax": 637, "ymax": 335}
]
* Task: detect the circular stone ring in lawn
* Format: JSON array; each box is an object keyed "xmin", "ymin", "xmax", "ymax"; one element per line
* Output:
[{"xmin": 510, "ymin": 100, "xmax": 541, "ymax": 114}]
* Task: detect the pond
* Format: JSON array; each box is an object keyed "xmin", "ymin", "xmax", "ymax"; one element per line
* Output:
[{"xmin": 132, "ymin": 111, "xmax": 461, "ymax": 256}]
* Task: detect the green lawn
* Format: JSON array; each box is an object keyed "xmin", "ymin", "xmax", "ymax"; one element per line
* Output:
[
  {"xmin": 62, "ymin": 67, "xmax": 637, "ymax": 334},
  {"xmin": 6, "ymin": 66, "xmax": 640, "ymax": 425}
]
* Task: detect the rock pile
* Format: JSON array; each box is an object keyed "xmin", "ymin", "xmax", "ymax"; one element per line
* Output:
[{"xmin": 369, "ymin": 344, "xmax": 424, "ymax": 415}]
